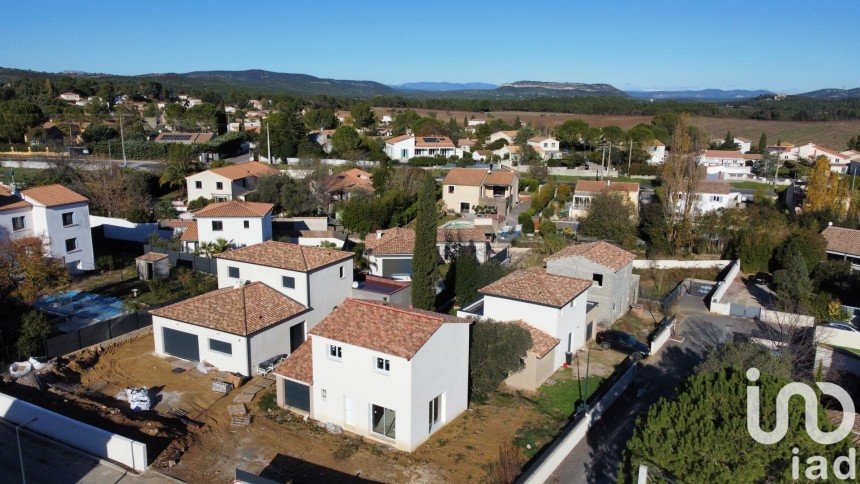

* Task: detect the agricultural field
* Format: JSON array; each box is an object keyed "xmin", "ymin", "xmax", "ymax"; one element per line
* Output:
[{"xmin": 374, "ymin": 107, "xmax": 860, "ymax": 149}]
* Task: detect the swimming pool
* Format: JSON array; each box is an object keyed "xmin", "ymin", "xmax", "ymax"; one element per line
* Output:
[
  {"xmin": 35, "ymin": 290, "xmax": 128, "ymax": 331},
  {"xmin": 440, "ymin": 221, "xmax": 476, "ymax": 229}
]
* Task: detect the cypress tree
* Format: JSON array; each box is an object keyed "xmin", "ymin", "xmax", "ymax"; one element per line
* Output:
[
  {"xmin": 454, "ymin": 249, "xmax": 480, "ymax": 305},
  {"xmin": 411, "ymin": 174, "xmax": 438, "ymax": 310},
  {"xmin": 758, "ymin": 132, "xmax": 767, "ymax": 153}
]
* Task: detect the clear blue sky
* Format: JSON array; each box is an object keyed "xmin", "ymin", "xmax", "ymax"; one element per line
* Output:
[{"xmin": 2, "ymin": 0, "xmax": 857, "ymax": 93}]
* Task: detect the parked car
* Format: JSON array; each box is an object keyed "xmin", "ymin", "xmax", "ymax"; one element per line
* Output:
[
  {"xmin": 751, "ymin": 272, "xmax": 771, "ymax": 285},
  {"xmin": 823, "ymin": 322, "xmax": 860, "ymax": 333},
  {"xmin": 596, "ymin": 330, "xmax": 650, "ymax": 357}
]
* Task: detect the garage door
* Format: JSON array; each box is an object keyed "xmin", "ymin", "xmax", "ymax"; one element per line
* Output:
[
  {"xmin": 283, "ymin": 379, "xmax": 310, "ymax": 412},
  {"xmin": 162, "ymin": 327, "xmax": 200, "ymax": 362},
  {"xmin": 382, "ymin": 258, "xmax": 412, "ymax": 278}
]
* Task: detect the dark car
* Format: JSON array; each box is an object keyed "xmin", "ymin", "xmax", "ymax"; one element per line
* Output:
[
  {"xmin": 596, "ymin": 330, "xmax": 650, "ymax": 357},
  {"xmin": 751, "ymin": 272, "xmax": 771, "ymax": 285}
]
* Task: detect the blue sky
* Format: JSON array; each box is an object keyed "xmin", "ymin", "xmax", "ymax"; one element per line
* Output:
[{"xmin": 1, "ymin": 0, "xmax": 857, "ymax": 93}]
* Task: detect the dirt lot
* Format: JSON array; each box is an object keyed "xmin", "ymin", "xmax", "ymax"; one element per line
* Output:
[{"xmin": 374, "ymin": 107, "xmax": 860, "ymax": 148}]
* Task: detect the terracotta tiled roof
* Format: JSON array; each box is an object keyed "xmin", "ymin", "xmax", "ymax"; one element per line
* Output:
[
  {"xmin": 180, "ymin": 221, "xmax": 198, "ymax": 241},
  {"xmin": 703, "ymin": 150, "xmax": 762, "ymax": 160},
  {"xmin": 151, "ymin": 282, "xmax": 308, "ymax": 336},
  {"xmin": 812, "ymin": 146, "xmax": 847, "ymax": 159},
  {"xmin": 484, "ymin": 170, "xmax": 517, "ymax": 186},
  {"xmin": 437, "ymin": 227, "xmax": 486, "ymax": 244},
  {"xmin": 309, "ymin": 299, "xmax": 470, "ymax": 360},
  {"xmin": 323, "ymin": 168, "xmax": 373, "ymax": 194},
  {"xmin": 0, "ymin": 185, "xmax": 31, "ymax": 212},
  {"xmin": 136, "ymin": 252, "xmax": 168, "ymax": 262},
  {"xmin": 575, "ymin": 180, "xmax": 640, "ymax": 194},
  {"xmin": 216, "ymin": 240, "xmax": 353, "ymax": 272},
  {"xmin": 443, "ymin": 167, "xmax": 489, "ymax": 186},
  {"xmin": 274, "ymin": 340, "xmax": 313, "ymax": 384},
  {"xmin": 193, "ymin": 200, "xmax": 273, "ymax": 218},
  {"xmin": 546, "ymin": 241, "xmax": 636, "ymax": 272},
  {"xmin": 695, "ymin": 181, "xmax": 731, "ymax": 194},
  {"xmin": 364, "ymin": 227, "xmax": 416, "ymax": 255},
  {"xmin": 528, "ymin": 135, "xmax": 555, "ymax": 143},
  {"xmin": 385, "ymin": 134, "xmax": 412, "ymax": 145},
  {"xmin": 164, "ymin": 219, "xmax": 195, "ymax": 229},
  {"xmin": 458, "ymin": 139, "xmax": 476, "ymax": 147},
  {"xmin": 21, "ymin": 184, "xmax": 88, "ymax": 207},
  {"xmin": 415, "ymin": 135, "xmax": 455, "ymax": 148},
  {"xmin": 650, "ymin": 139, "xmax": 665, "ymax": 147},
  {"xmin": 513, "ymin": 320, "xmax": 559, "ymax": 358},
  {"xmin": 206, "ymin": 161, "xmax": 279, "ymax": 180},
  {"xmin": 480, "ymin": 268, "xmax": 592, "ymax": 308},
  {"xmin": 822, "ymin": 226, "xmax": 860, "ymax": 257}
]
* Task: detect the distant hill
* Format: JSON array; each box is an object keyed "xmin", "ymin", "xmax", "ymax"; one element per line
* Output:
[
  {"xmin": 797, "ymin": 88, "xmax": 860, "ymax": 99},
  {"xmin": 393, "ymin": 82, "xmax": 497, "ymax": 91},
  {"xmin": 626, "ymin": 89, "xmax": 773, "ymax": 101},
  {"xmin": 495, "ymin": 81, "xmax": 625, "ymax": 97}
]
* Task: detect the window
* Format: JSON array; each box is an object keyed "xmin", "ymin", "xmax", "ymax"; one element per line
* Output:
[
  {"xmin": 447, "ymin": 185, "xmax": 454, "ymax": 194},
  {"xmin": 61, "ymin": 212, "xmax": 74, "ymax": 226},
  {"xmin": 282, "ymin": 276, "xmax": 296, "ymax": 288},
  {"xmin": 216, "ymin": 181, "xmax": 224, "ymax": 190},
  {"xmin": 428, "ymin": 395, "xmax": 441, "ymax": 432},
  {"xmin": 228, "ymin": 266, "xmax": 240, "ymax": 278},
  {"xmin": 376, "ymin": 357, "xmax": 390, "ymax": 373},
  {"xmin": 592, "ymin": 273, "xmax": 603, "ymax": 287},
  {"xmin": 339, "ymin": 266, "xmax": 345, "ymax": 279},
  {"xmin": 195, "ymin": 181, "xmax": 202, "ymax": 189},
  {"xmin": 400, "ymin": 149, "xmax": 408, "ymax": 158},
  {"xmin": 12, "ymin": 216, "xmax": 25, "ymax": 231},
  {"xmin": 371, "ymin": 405, "xmax": 396, "ymax": 439},
  {"xmin": 328, "ymin": 344, "xmax": 342, "ymax": 360},
  {"xmin": 64, "ymin": 238, "xmax": 77, "ymax": 252},
  {"xmin": 321, "ymin": 389, "xmax": 327, "ymax": 401},
  {"xmin": 209, "ymin": 339, "xmax": 232, "ymax": 355},
  {"xmin": 710, "ymin": 195, "xmax": 723, "ymax": 202},
  {"xmin": 212, "ymin": 221, "xmax": 223, "ymax": 231},
  {"xmin": 243, "ymin": 220, "xmax": 250, "ymax": 229}
]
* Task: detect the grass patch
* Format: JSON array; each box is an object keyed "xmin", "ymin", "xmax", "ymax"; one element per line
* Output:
[
  {"xmin": 729, "ymin": 180, "xmax": 788, "ymax": 193},
  {"xmin": 613, "ymin": 314, "xmax": 654, "ymax": 342},
  {"xmin": 513, "ymin": 424, "xmax": 559, "ymax": 459},
  {"xmin": 550, "ymin": 175, "xmax": 650, "ymax": 186},
  {"xmin": 635, "ymin": 267, "xmax": 721, "ymax": 300},
  {"xmin": 534, "ymin": 376, "xmax": 605, "ymax": 420}
]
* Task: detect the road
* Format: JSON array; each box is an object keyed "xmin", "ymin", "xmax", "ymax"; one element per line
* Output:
[
  {"xmin": 0, "ymin": 420, "xmax": 173, "ymax": 484},
  {"xmin": 548, "ymin": 295, "xmax": 777, "ymax": 482},
  {"xmin": 3, "ymin": 152, "xmax": 252, "ymax": 173}
]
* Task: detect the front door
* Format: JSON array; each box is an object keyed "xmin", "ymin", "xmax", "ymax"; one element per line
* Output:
[
  {"xmin": 344, "ymin": 397, "xmax": 356, "ymax": 426},
  {"xmin": 289, "ymin": 321, "xmax": 305, "ymax": 352},
  {"xmin": 460, "ymin": 202, "xmax": 470, "ymax": 214},
  {"xmin": 146, "ymin": 262, "xmax": 154, "ymax": 280}
]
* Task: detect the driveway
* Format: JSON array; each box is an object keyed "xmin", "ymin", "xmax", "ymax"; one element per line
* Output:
[
  {"xmin": 548, "ymin": 296, "xmax": 774, "ymax": 482},
  {"xmin": 0, "ymin": 420, "xmax": 173, "ymax": 483}
]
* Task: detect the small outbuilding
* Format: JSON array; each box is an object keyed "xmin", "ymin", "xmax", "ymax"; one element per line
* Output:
[{"xmin": 136, "ymin": 252, "xmax": 170, "ymax": 281}]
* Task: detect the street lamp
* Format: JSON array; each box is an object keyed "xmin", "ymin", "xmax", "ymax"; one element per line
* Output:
[{"xmin": 16, "ymin": 417, "xmax": 38, "ymax": 484}]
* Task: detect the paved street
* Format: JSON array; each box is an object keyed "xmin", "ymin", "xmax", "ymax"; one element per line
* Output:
[
  {"xmin": 549, "ymin": 295, "xmax": 779, "ymax": 482},
  {"xmin": 0, "ymin": 421, "xmax": 172, "ymax": 484}
]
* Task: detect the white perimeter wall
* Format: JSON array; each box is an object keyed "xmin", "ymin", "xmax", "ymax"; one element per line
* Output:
[
  {"xmin": 90, "ymin": 215, "xmax": 168, "ymax": 242},
  {"xmin": 633, "ymin": 259, "xmax": 731, "ymax": 270},
  {"xmin": 0, "ymin": 392, "xmax": 147, "ymax": 471}
]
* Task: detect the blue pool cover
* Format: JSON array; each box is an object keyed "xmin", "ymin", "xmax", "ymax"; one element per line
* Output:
[{"xmin": 35, "ymin": 290, "xmax": 128, "ymax": 328}]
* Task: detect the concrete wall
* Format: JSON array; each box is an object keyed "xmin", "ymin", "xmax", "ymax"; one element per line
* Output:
[
  {"xmin": 632, "ymin": 259, "xmax": 731, "ymax": 270},
  {"xmin": 815, "ymin": 325, "xmax": 860, "ymax": 349},
  {"xmin": 0, "ymin": 392, "xmax": 148, "ymax": 471},
  {"xmin": 759, "ymin": 309, "xmax": 816, "ymax": 327},
  {"xmin": 504, "ymin": 351, "xmax": 556, "ymax": 392},
  {"xmin": 649, "ymin": 317, "xmax": 676, "ymax": 355},
  {"xmin": 152, "ymin": 315, "xmax": 251, "ymax": 375},
  {"xmin": 90, "ymin": 215, "xmax": 169, "ymax": 243},
  {"xmin": 546, "ymin": 257, "xmax": 631, "ymax": 324},
  {"xmin": 815, "ymin": 345, "xmax": 860, "ymax": 377},
  {"xmin": 710, "ymin": 259, "xmax": 741, "ymax": 307}
]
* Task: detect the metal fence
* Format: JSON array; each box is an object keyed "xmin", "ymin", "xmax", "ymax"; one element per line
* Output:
[
  {"xmin": 143, "ymin": 244, "xmax": 218, "ymax": 274},
  {"xmin": 44, "ymin": 307, "xmax": 156, "ymax": 358},
  {"xmin": 661, "ymin": 279, "xmax": 691, "ymax": 314}
]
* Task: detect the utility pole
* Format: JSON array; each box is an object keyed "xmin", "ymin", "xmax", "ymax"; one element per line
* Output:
[
  {"xmin": 266, "ymin": 123, "xmax": 272, "ymax": 164},
  {"xmin": 119, "ymin": 115, "xmax": 127, "ymax": 167},
  {"xmin": 628, "ymin": 139, "xmax": 634, "ymax": 175}
]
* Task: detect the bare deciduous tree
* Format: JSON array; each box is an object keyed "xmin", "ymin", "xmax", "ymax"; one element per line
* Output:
[{"xmin": 660, "ymin": 115, "xmax": 705, "ymax": 254}]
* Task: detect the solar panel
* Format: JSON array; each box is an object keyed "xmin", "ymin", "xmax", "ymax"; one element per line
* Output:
[
  {"xmin": 423, "ymin": 137, "xmax": 440, "ymax": 142},
  {"xmin": 160, "ymin": 134, "xmax": 193, "ymax": 141}
]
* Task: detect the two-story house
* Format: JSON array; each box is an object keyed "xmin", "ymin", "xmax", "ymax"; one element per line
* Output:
[
  {"xmin": 821, "ymin": 225, "xmax": 860, "ymax": 271},
  {"xmin": 185, "ymin": 161, "xmax": 279, "ymax": 202},
  {"xmin": 190, "ymin": 200, "xmax": 274, "ymax": 250},
  {"xmin": 676, "ymin": 180, "xmax": 740, "ymax": 215},
  {"xmin": 459, "ymin": 268, "xmax": 592, "ymax": 390},
  {"xmin": 698, "ymin": 150, "xmax": 762, "ymax": 179},
  {"xmin": 0, "ymin": 183, "xmax": 95, "ymax": 273},
  {"xmin": 363, "ymin": 226, "xmax": 491, "ymax": 278},
  {"xmin": 545, "ymin": 241, "xmax": 638, "ymax": 324},
  {"xmin": 321, "ymin": 168, "xmax": 373, "ymax": 204},
  {"xmin": 151, "ymin": 281, "xmax": 310, "ymax": 376},
  {"xmin": 569, "ymin": 180, "xmax": 640, "ymax": 219},
  {"xmin": 274, "ymin": 299, "xmax": 470, "ymax": 451},
  {"xmin": 527, "ymin": 136, "xmax": 562, "ymax": 160},
  {"xmin": 441, "ymin": 168, "xmax": 519, "ymax": 216},
  {"xmin": 646, "ymin": 140, "xmax": 666, "ymax": 165},
  {"xmin": 384, "ymin": 135, "xmax": 456, "ymax": 161}
]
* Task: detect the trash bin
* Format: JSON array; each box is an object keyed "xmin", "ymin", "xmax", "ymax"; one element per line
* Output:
[{"xmin": 565, "ymin": 352, "xmax": 573, "ymax": 365}]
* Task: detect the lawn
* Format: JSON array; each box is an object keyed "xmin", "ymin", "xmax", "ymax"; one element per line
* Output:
[
  {"xmin": 729, "ymin": 180, "xmax": 788, "ymax": 192},
  {"xmin": 635, "ymin": 266, "xmax": 722, "ymax": 300},
  {"xmin": 550, "ymin": 174, "xmax": 653, "ymax": 186},
  {"xmin": 0, "ymin": 167, "xmax": 49, "ymax": 187}
]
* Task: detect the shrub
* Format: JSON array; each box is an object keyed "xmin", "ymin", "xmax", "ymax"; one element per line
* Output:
[
  {"xmin": 96, "ymin": 254, "xmax": 115, "ymax": 272},
  {"xmin": 187, "ymin": 197, "xmax": 211, "ymax": 211},
  {"xmin": 407, "ymin": 156, "xmax": 445, "ymax": 167},
  {"xmin": 258, "ymin": 390, "xmax": 277, "ymax": 411},
  {"xmin": 517, "ymin": 212, "xmax": 534, "ymax": 234},
  {"xmin": 539, "ymin": 220, "xmax": 557, "ymax": 236},
  {"xmin": 540, "ymin": 205, "xmax": 555, "ymax": 218},
  {"xmin": 17, "ymin": 311, "xmax": 52, "ymax": 357},
  {"xmin": 469, "ymin": 322, "xmax": 532, "ymax": 400}
]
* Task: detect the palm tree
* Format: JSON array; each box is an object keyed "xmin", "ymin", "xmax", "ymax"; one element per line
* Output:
[
  {"xmin": 159, "ymin": 157, "xmax": 197, "ymax": 196},
  {"xmin": 197, "ymin": 238, "xmax": 234, "ymax": 257}
]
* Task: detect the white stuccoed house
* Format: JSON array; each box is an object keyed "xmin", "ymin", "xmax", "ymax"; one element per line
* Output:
[
  {"xmin": 274, "ymin": 299, "xmax": 471, "ymax": 451},
  {"xmin": 192, "ymin": 200, "xmax": 274, "ymax": 249},
  {"xmin": 185, "ymin": 161, "xmax": 279, "ymax": 202},
  {"xmin": 0, "ymin": 183, "xmax": 95, "ymax": 272}
]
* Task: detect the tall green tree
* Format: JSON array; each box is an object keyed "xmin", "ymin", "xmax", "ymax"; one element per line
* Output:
[
  {"xmin": 266, "ymin": 111, "xmax": 308, "ymax": 160},
  {"xmin": 331, "ymin": 125, "xmax": 362, "ymax": 156},
  {"xmin": 454, "ymin": 249, "xmax": 480, "ymax": 305},
  {"xmin": 758, "ymin": 132, "xmax": 767, "ymax": 153},
  {"xmin": 578, "ymin": 192, "xmax": 637, "ymax": 245},
  {"xmin": 0, "ymin": 99, "xmax": 43, "ymax": 142},
  {"xmin": 773, "ymin": 253, "xmax": 814, "ymax": 313},
  {"xmin": 349, "ymin": 102, "xmax": 375, "ymax": 128},
  {"xmin": 411, "ymin": 174, "xmax": 439, "ymax": 310}
]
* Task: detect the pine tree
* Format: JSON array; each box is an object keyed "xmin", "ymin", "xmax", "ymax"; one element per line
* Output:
[
  {"xmin": 758, "ymin": 132, "xmax": 767, "ymax": 153},
  {"xmin": 411, "ymin": 174, "xmax": 438, "ymax": 310}
]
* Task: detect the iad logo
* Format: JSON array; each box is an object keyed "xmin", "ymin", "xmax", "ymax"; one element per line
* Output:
[
  {"xmin": 746, "ymin": 367, "xmax": 855, "ymax": 445},
  {"xmin": 746, "ymin": 367, "xmax": 858, "ymax": 481}
]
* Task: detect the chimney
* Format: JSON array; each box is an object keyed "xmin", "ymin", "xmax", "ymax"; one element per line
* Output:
[
  {"xmin": 376, "ymin": 230, "xmax": 383, "ymax": 239},
  {"xmin": 606, "ymin": 179, "xmax": 611, "ymax": 186}
]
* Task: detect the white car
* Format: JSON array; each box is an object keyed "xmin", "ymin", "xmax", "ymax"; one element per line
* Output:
[{"xmin": 823, "ymin": 323, "xmax": 860, "ymax": 333}]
